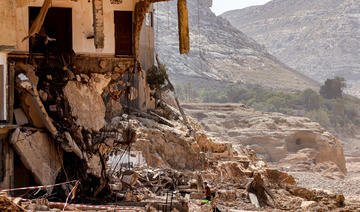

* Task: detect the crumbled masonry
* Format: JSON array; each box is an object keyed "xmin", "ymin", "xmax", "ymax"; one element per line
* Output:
[
  {"xmin": 5, "ymin": 61, "xmax": 360, "ymax": 210},
  {"xmin": 0, "ymin": 0, "xmax": 358, "ymax": 209}
]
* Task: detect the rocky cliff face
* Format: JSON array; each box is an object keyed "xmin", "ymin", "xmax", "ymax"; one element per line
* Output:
[
  {"xmin": 154, "ymin": 0, "xmax": 318, "ymax": 91},
  {"xmin": 183, "ymin": 103, "xmax": 347, "ymax": 178},
  {"xmin": 222, "ymin": 0, "xmax": 360, "ymax": 97}
]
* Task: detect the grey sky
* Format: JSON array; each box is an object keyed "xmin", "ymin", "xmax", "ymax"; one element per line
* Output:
[{"xmin": 211, "ymin": 0, "xmax": 272, "ymax": 15}]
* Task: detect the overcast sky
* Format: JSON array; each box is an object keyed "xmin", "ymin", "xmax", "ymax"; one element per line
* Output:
[{"xmin": 211, "ymin": 0, "xmax": 272, "ymax": 15}]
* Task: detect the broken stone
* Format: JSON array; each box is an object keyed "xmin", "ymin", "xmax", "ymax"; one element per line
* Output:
[
  {"xmin": 10, "ymin": 128, "xmax": 62, "ymax": 186},
  {"xmin": 63, "ymin": 81, "xmax": 106, "ymax": 132},
  {"xmin": 61, "ymin": 132, "xmax": 83, "ymax": 159},
  {"xmin": 99, "ymin": 60, "xmax": 107, "ymax": 69},
  {"xmin": 301, "ymin": 201, "xmax": 317, "ymax": 210},
  {"xmin": 0, "ymin": 192, "xmax": 25, "ymax": 211},
  {"xmin": 88, "ymin": 73, "xmax": 111, "ymax": 95},
  {"xmin": 121, "ymin": 170, "xmax": 138, "ymax": 186},
  {"xmin": 104, "ymin": 137, "xmax": 114, "ymax": 146},
  {"xmin": 265, "ymin": 169, "xmax": 297, "ymax": 187},
  {"xmin": 14, "ymin": 108, "xmax": 28, "ymax": 125},
  {"xmin": 248, "ymin": 192, "xmax": 260, "ymax": 208},
  {"xmin": 109, "ymin": 183, "xmax": 123, "ymax": 191},
  {"xmin": 15, "ymin": 63, "xmax": 38, "ymax": 88},
  {"xmin": 106, "ymin": 99, "xmax": 123, "ymax": 121},
  {"xmin": 80, "ymin": 73, "xmax": 89, "ymax": 82},
  {"xmin": 38, "ymin": 89, "xmax": 48, "ymax": 102},
  {"xmin": 16, "ymin": 74, "xmax": 58, "ymax": 137},
  {"xmin": 246, "ymin": 172, "xmax": 271, "ymax": 207},
  {"xmin": 85, "ymin": 153, "xmax": 102, "ymax": 178}
]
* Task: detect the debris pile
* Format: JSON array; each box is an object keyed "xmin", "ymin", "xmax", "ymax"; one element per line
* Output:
[
  {"xmin": 3, "ymin": 59, "xmax": 360, "ymax": 211},
  {"xmin": 183, "ymin": 103, "xmax": 348, "ymax": 178}
]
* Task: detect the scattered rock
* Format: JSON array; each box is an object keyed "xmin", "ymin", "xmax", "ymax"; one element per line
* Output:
[
  {"xmin": 85, "ymin": 153, "xmax": 102, "ymax": 178},
  {"xmin": 183, "ymin": 103, "xmax": 347, "ymax": 176}
]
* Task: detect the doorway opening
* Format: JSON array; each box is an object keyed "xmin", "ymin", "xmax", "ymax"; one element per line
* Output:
[
  {"xmin": 29, "ymin": 7, "xmax": 73, "ymax": 55},
  {"xmin": 114, "ymin": 11, "xmax": 133, "ymax": 56}
]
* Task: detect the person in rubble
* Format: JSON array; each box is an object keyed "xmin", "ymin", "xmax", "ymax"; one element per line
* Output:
[{"xmin": 204, "ymin": 182, "xmax": 212, "ymax": 201}]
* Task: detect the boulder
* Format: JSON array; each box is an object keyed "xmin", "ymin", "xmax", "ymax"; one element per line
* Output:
[{"xmin": 63, "ymin": 81, "xmax": 107, "ymax": 132}]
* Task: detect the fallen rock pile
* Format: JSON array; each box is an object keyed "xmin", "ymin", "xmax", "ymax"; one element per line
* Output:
[
  {"xmin": 3, "ymin": 61, "xmax": 360, "ymax": 211},
  {"xmin": 137, "ymin": 169, "xmax": 191, "ymax": 195},
  {"xmin": 183, "ymin": 103, "xmax": 348, "ymax": 178}
]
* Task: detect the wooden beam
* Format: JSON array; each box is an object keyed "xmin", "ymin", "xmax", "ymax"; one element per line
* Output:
[{"xmin": 177, "ymin": 0, "xmax": 190, "ymax": 54}]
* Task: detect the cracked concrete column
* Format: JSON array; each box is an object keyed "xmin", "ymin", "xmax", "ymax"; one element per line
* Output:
[{"xmin": 92, "ymin": 0, "xmax": 105, "ymax": 50}]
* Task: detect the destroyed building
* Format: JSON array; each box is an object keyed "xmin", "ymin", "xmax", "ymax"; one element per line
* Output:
[
  {"xmin": 0, "ymin": 0, "xmax": 190, "ymax": 199},
  {"xmin": 0, "ymin": 0, "xmax": 358, "ymax": 211}
]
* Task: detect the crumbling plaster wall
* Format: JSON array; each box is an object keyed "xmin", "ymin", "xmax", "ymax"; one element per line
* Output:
[
  {"xmin": 15, "ymin": 0, "xmax": 140, "ymax": 55},
  {"xmin": 0, "ymin": 0, "xmax": 17, "ymax": 51}
]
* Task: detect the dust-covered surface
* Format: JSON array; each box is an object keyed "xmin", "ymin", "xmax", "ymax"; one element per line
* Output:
[
  {"xmin": 289, "ymin": 171, "xmax": 360, "ymax": 203},
  {"xmin": 3, "ymin": 68, "xmax": 360, "ymax": 210},
  {"xmin": 183, "ymin": 102, "xmax": 360, "ymax": 210},
  {"xmin": 183, "ymin": 103, "xmax": 347, "ymax": 177}
]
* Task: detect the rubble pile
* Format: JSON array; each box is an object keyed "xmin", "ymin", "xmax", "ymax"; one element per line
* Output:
[
  {"xmin": 5, "ymin": 61, "xmax": 360, "ymax": 211},
  {"xmin": 136, "ymin": 169, "xmax": 191, "ymax": 195},
  {"xmin": 183, "ymin": 103, "xmax": 348, "ymax": 179}
]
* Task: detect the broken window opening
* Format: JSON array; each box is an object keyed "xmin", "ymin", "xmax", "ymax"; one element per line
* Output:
[
  {"xmin": 114, "ymin": 11, "xmax": 134, "ymax": 56},
  {"xmin": 29, "ymin": 7, "xmax": 73, "ymax": 56}
]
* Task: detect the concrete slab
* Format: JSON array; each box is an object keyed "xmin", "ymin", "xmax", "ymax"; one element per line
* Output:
[{"xmin": 10, "ymin": 128, "xmax": 62, "ymax": 186}]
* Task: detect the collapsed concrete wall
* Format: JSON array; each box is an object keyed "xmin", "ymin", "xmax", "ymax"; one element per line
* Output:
[{"xmin": 10, "ymin": 128, "xmax": 62, "ymax": 186}]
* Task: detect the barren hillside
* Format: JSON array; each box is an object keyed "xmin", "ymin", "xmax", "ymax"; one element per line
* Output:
[
  {"xmin": 155, "ymin": 0, "xmax": 319, "ymax": 91},
  {"xmin": 222, "ymin": 0, "xmax": 360, "ymax": 97}
]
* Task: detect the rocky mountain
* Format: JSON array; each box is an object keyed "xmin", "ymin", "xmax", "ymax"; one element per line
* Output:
[
  {"xmin": 154, "ymin": 0, "xmax": 319, "ymax": 91},
  {"xmin": 221, "ymin": 0, "xmax": 360, "ymax": 97}
]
